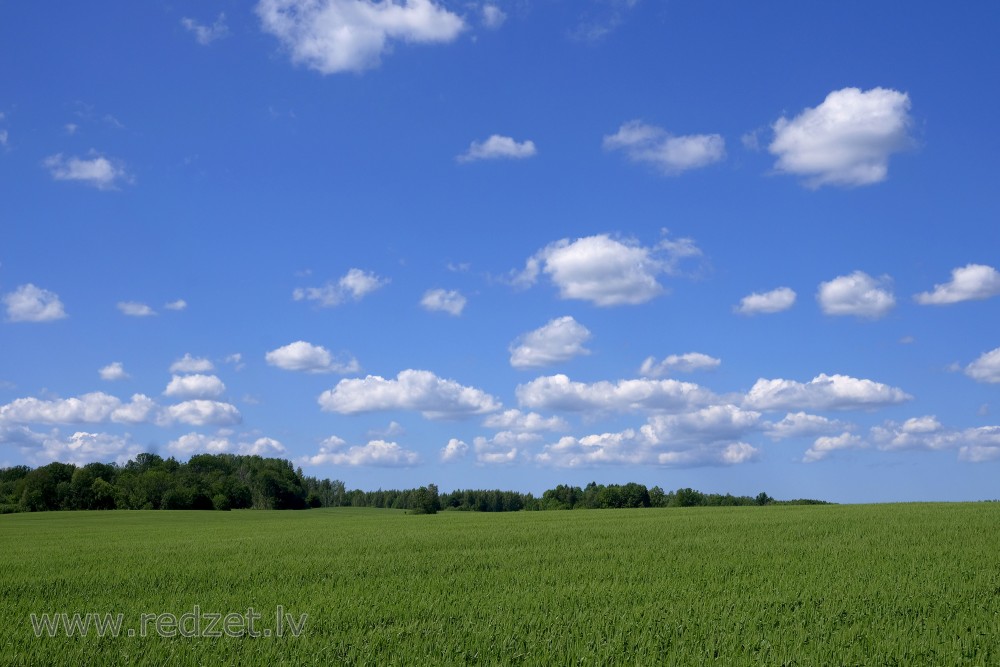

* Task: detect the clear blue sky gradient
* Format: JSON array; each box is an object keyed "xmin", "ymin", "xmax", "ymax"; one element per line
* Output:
[{"xmin": 1, "ymin": 1, "xmax": 998, "ymax": 502}]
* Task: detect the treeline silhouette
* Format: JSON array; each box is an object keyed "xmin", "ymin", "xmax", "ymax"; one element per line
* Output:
[{"xmin": 0, "ymin": 453, "xmax": 827, "ymax": 515}]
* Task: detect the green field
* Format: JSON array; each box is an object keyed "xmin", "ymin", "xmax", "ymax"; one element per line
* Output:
[{"xmin": 2, "ymin": 505, "xmax": 999, "ymax": 665}]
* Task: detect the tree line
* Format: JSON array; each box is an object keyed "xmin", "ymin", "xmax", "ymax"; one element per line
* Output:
[{"xmin": 0, "ymin": 453, "xmax": 827, "ymax": 515}]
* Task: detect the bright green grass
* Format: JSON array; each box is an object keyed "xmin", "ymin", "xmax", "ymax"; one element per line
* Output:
[{"xmin": 1, "ymin": 504, "xmax": 999, "ymax": 665}]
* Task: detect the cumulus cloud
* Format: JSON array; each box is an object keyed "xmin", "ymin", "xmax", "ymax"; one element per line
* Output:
[
  {"xmin": 735, "ymin": 287, "xmax": 796, "ymax": 315},
  {"xmin": 440, "ymin": 437, "xmax": 468, "ymax": 462},
  {"xmin": 293, "ymin": 268, "xmax": 388, "ymax": 307},
  {"xmin": 303, "ymin": 437, "xmax": 419, "ymax": 466},
  {"xmin": 640, "ymin": 405, "xmax": 762, "ymax": 446},
  {"xmin": 744, "ymin": 373, "xmax": 911, "ymax": 412},
  {"xmin": 866, "ymin": 417, "xmax": 1000, "ymax": 463},
  {"xmin": 99, "ymin": 362, "xmax": 129, "ymax": 381},
  {"xmin": 803, "ymin": 432, "xmax": 866, "ymax": 462},
  {"xmin": 457, "ymin": 135, "xmax": 536, "ymax": 162},
  {"xmin": 516, "ymin": 374, "xmax": 716, "ymax": 414},
  {"xmin": 817, "ymin": 271, "xmax": 895, "ymax": 318},
  {"xmin": 769, "ymin": 87, "xmax": 913, "ymax": 188},
  {"xmin": 181, "ymin": 13, "xmax": 229, "ymax": 45},
  {"xmin": 763, "ymin": 412, "xmax": 849, "ymax": 440},
  {"xmin": 165, "ymin": 400, "xmax": 242, "ymax": 427},
  {"xmin": 163, "ymin": 374, "xmax": 226, "ymax": 399},
  {"xmin": 318, "ymin": 369, "xmax": 501, "ymax": 419},
  {"xmin": 0, "ymin": 393, "xmax": 161, "ymax": 426},
  {"xmin": 966, "ymin": 348, "xmax": 1000, "ymax": 384},
  {"xmin": 512, "ymin": 233, "xmax": 702, "ymax": 306},
  {"xmin": 3, "ymin": 284, "xmax": 67, "ymax": 322},
  {"xmin": 473, "ymin": 431, "xmax": 535, "ymax": 464},
  {"xmin": 603, "ymin": 120, "xmax": 725, "ymax": 175},
  {"xmin": 420, "ymin": 289, "xmax": 466, "ymax": 316},
  {"xmin": 117, "ymin": 301, "xmax": 156, "ymax": 317},
  {"xmin": 482, "ymin": 409, "xmax": 567, "ymax": 432},
  {"xmin": 481, "ymin": 4, "xmax": 506, "ymax": 28},
  {"xmin": 164, "ymin": 299, "xmax": 188, "ymax": 311},
  {"xmin": 915, "ymin": 264, "xmax": 1000, "ymax": 305},
  {"xmin": 170, "ymin": 354, "xmax": 215, "ymax": 374},
  {"xmin": 256, "ymin": 0, "xmax": 465, "ymax": 75},
  {"xmin": 639, "ymin": 352, "xmax": 720, "ymax": 378},
  {"xmin": 28, "ymin": 430, "xmax": 143, "ymax": 466},
  {"xmin": 43, "ymin": 152, "xmax": 131, "ymax": 190},
  {"xmin": 509, "ymin": 316, "xmax": 592, "ymax": 369},
  {"xmin": 168, "ymin": 432, "xmax": 286, "ymax": 457},
  {"xmin": 265, "ymin": 341, "xmax": 360, "ymax": 374}
]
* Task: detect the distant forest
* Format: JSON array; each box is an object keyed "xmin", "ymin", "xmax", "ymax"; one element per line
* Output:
[{"xmin": 0, "ymin": 453, "xmax": 828, "ymax": 515}]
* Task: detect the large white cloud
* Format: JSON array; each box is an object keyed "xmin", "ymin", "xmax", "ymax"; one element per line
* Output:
[
  {"xmin": 513, "ymin": 233, "xmax": 701, "ymax": 306},
  {"xmin": 165, "ymin": 400, "xmax": 242, "ymax": 426},
  {"xmin": 420, "ymin": 289, "xmax": 466, "ymax": 316},
  {"xmin": 817, "ymin": 271, "xmax": 895, "ymax": 318},
  {"xmin": 170, "ymin": 354, "xmax": 215, "ymax": 374},
  {"xmin": 769, "ymin": 87, "xmax": 913, "ymax": 187},
  {"xmin": 457, "ymin": 135, "xmax": 536, "ymax": 163},
  {"xmin": 440, "ymin": 437, "xmax": 468, "ymax": 462},
  {"xmin": 481, "ymin": 409, "xmax": 567, "ymax": 432},
  {"xmin": 163, "ymin": 374, "xmax": 226, "ymax": 399},
  {"xmin": 472, "ymin": 431, "xmax": 536, "ymax": 465},
  {"xmin": 516, "ymin": 374, "xmax": 716, "ymax": 413},
  {"xmin": 293, "ymin": 268, "xmax": 388, "ymax": 307},
  {"xmin": 303, "ymin": 437, "xmax": 419, "ymax": 466},
  {"xmin": 744, "ymin": 374, "xmax": 911, "ymax": 411},
  {"xmin": 639, "ymin": 352, "xmax": 720, "ymax": 378},
  {"xmin": 965, "ymin": 347, "xmax": 1000, "ymax": 384},
  {"xmin": 256, "ymin": 0, "xmax": 464, "ymax": 74},
  {"xmin": 318, "ymin": 369, "xmax": 501, "ymax": 419},
  {"xmin": 168, "ymin": 432, "xmax": 286, "ymax": 457},
  {"xmin": 0, "ymin": 393, "xmax": 160, "ymax": 425},
  {"xmin": 915, "ymin": 264, "xmax": 1000, "ymax": 305},
  {"xmin": 509, "ymin": 316, "xmax": 591, "ymax": 369},
  {"xmin": 603, "ymin": 120, "xmax": 725, "ymax": 175},
  {"xmin": 29, "ymin": 431, "xmax": 143, "ymax": 466},
  {"xmin": 640, "ymin": 405, "xmax": 762, "ymax": 445},
  {"xmin": 43, "ymin": 152, "xmax": 131, "ymax": 190},
  {"xmin": 735, "ymin": 287, "xmax": 796, "ymax": 315},
  {"xmin": 265, "ymin": 341, "xmax": 360, "ymax": 374},
  {"xmin": 867, "ymin": 418, "xmax": 1000, "ymax": 463},
  {"xmin": 3, "ymin": 284, "xmax": 67, "ymax": 322},
  {"xmin": 763, "ymin": 412, "xmax": 849, "ymax": 440}
]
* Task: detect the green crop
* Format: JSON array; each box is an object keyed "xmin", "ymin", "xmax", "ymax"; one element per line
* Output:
[{"xmin": 1, "ymin": 504, "xmax": 998, "ymax": 665}]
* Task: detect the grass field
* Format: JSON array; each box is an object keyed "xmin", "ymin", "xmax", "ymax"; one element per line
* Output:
[{"xmin": 2, "ymin": 504, "xmax": 999, "ymax": 665}]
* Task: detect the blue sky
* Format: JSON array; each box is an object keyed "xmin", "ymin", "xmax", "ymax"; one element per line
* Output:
[{"xmin": 1, "ymin": 1, "xmax": 999, "ymax": 502}]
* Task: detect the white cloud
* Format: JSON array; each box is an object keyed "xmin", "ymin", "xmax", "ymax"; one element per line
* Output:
[
  {"xmin": 3, "ymin": 284, "xmax": 67, "ymax": 322},
  {"xmin": 744, "ymin": 373, "xmax": 912, "ymax": 412},
  {"xmin": 915, "ymin": 264, "xmax": 1000, "ymax": 305},
  {"xmin": 117, "ymin": 301, "xmax": 156, "ymax": 317},
  {"xmin": 170, "ymin": 354, "xmax": 215, "ymax": 374},
  {"xmin": 817, "ymin": 271, "xmax": 895, "ymax": 318},
  {"xmin": 640, "ymin": 405, "xmax": 761, "ymax": 446},
  {"xmin": 769, "ymin": 87, "xmax": 913, "ymax": 188},
  {"xmin": 167, "ymin": 432, "xmax": 287, "ymax": 457},
  {"xmin": 166, "ymin": 400, "xmax": 242, "ymax": 426},
  {"xmin": 473, "ymin": 432, "xmax": 534, "ymax": 464},
  {"xmin": 509, "ymin": 316, "xmax": 591, "ymax": 369},
  {"xmin": 99, "ymin": 362, "xmax": 129, "ymax": 381},
  {"xmin": 163, "ymin": 374, "xmax": 226, "ymax": 399},
  {"xmin": 293, "ymin": 268, "xmax": 388, "ymax": 307},
  {"xmin": 870, "ymin": 416, "xmax": 949, "ymax": 452},
  {"xmin": 735, "ymin": 287, "xmax": 796, "ymax": 315},
  {"xmin": 256, "ymin": 0, "xmax": 465, "ymax": 75},
  {"xmin": 639, "ymin": 352, "xmax": 720, "ymax": 378},
  {"xmin": 966, "ymin": 348, "xmax": 1000, "ymax": 384},
  {"xmin": 30, "ymin": 431, "xmax": 143, "ymax": 466},
  {"xmin": 482, "ymin": 409, "xmax": 568, "ymax": 432},
  {"xmin": 481, "ymin": 4, "xmax": 506, "ymax": 28},
  {"xmin": 440, "ymin": 438, "xmax": 469, "ymax": 462},
  {"xmin": 164, "ymin": 299, "xmax": 188, "ymax": 311},
  {"xmin": 516, "ymin": 374, "xmax": 716, "ymax": 414},
  {"xmin": 0, "ymin": 129, "xmax": 7, "ymax": 148},
  {"xmin": 420, "ymin": 289, "xmax": 466, "ymax": 316},
  {"xmin": 764, "ymin": 412, "xmax": 849, "ymax": 440},
  {"xmin": 43, "ymin": 152, "xmax": 131, "ymax": 190},
  {"xmin": 0, "ymin": 393, "xmax": 160, "ymax": 426},
  {"xmin": 318, "ymin": 369, "xmax": 501, "ymax": 419},
  {"xmin": 265, "ymin": 341, "xmax": 360, "ymax": 374},
  {"xmin": 303, "ymin": 438, "xmax": 420, "ymax": 466},
  {"xmin": 513, "ymin": 233, "xmax": 701, "ymax": 306},
  {"xmin": 457, "ymin": 135, "xmax": 536, "ymax": 163},
  {"xmin": 803, "ymin": 432, "xmax": 866, "ymax": 462},
  {"xmin": 957, "ymin": 427, "xmax": 1000, "ymax": 463},
  {"xmin": 603, "ymin": 120, "xmax": 725, "ymax": 175},
  {"xmin": 181, "ymin": 13, "xmax": 229, "ymax": 45}
]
